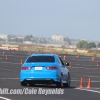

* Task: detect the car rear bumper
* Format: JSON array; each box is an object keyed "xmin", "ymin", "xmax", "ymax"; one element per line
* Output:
[
  {"xmin": 22, "ymin": 78, "xmax": 59, "ymax": 84},
  {"xmin": 20, "ymin": 71, "xmax": 60, "ymax": 82}
]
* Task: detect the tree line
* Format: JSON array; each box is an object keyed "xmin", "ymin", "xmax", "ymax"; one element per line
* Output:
[
  {"xmin": 76, "ymin": 40, "xmax": 100, "ymax": 49},
  {"xmin": 8, "ymin": 35, "xmax": 34, "ymax": 43}
]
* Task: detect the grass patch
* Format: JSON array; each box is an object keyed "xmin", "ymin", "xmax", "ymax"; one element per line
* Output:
[{"xmin": 19, "ymin": 46, "xmax": 100, "ymax": 57}]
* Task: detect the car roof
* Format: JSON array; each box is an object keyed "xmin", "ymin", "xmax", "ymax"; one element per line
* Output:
[{"xmin": 30, "ymin": 53, "xmax": 57, "ymax": 56}]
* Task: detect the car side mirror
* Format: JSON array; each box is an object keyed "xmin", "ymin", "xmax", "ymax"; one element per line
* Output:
[{"xmin": 65, "ymin": 63, "xmax": 69, "ymax": 66}]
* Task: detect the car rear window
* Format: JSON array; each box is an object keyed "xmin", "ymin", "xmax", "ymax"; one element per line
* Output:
[{"xmin": 26, "ymin": 56, "xmax": 55, "ymax": 62}]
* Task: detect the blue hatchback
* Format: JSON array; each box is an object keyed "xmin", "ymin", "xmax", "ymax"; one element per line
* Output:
[{"xmin": 20, "ymin": 54, "xmax": 71, "ymax": 87}]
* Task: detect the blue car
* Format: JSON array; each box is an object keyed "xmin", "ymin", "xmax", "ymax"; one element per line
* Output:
[{"xmin": 20, "ymin": 54, "xmax": 71, "ymax": 87}]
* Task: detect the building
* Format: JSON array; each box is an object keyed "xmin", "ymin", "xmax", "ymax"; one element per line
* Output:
[
  {"xmin": 0, "ymin": 34, "xmax": 7, "ymax": 39},
  {"xmin": 16, "ymin": 35, "xmax": 25, "ymax": 39},
  {"xmin": 7, "ymin": 35, "xmax": 25, "ymax": 39},
  {"xmin": 23, "ymin": 41, "xmax": 33, "ymax": 44},
  {"xmin": 51, "ymin": 34, "xmax": 64, "ymax": 41}
]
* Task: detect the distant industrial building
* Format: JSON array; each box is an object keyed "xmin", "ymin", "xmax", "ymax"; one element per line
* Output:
[
  {"xmin": 16, "ymin": 35, "xmax": 25, "ymax": 39},
  {"xmin": 51, "ymin": 34, "xmax": 64, "ymax": 41},
  {"xmin": 0, "ymin": 34, "xmax": 7, "ymax": 39},
  {"xmin": 7, "ymin": 35, "xmax": 25, "ymax": 39},
  {"xmin": 23, "ymin": 41, "xmax": 33, "ymax": 44}
]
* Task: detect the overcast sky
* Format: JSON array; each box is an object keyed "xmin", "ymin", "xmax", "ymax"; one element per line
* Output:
[{"xmin": 0, "ymin": 0, "xmax": 100, "ymax": 41}]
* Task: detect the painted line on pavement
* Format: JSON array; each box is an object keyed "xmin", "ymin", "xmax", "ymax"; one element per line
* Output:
[
  {"xmin": 0, "ymin": 96, "xmax": 11, "ymax": 100},
  {"xmin": 6, "ymin": 54, "xmax": 27, "ymax": 57},
  {"xmin": 1, "ymin": 62, "xmax": 20, "ymax": 64},
  {"xmin": 0, "ymin": 68, "xmax": 18, "ymax": 72},
  {"xmin": 83, "ymin": 75, "xmax": 100, "ymax": 78},
  {"xmin": 72, "ymin": 67, "xmax": 100, "ymax": 69},
  {"xmin": 72, "ymin": 64, "xmax": 96, "ymax": 67},
  {"xmin": 72, "ymin": 59, "xmax": 91, "ymax": 62},
  {"xmin": 75, "ymin": 88, "xmax": 100, "ymax": 93},
  {"xmin": 0, "ymin": 78, "xmax": 19, "ymax": 79},
  {"xmin": 71, "ymin": 80, "xmax": 100, "ymax": 82},
  {"xmin": 73, "ymin": 64, "xmax": 96, "ymax": 66}
]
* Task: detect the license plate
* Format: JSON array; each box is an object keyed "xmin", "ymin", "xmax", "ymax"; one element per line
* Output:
[{"xmin": 35, "ymin": 67, "xmax": 42, "ymax": 70}]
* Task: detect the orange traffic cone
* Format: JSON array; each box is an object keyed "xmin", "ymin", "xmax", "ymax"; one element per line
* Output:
[
  {"xmin": 29, "ymin": 51, "xmax": 31, "ymax": 54},
  {"xmin": 69, "ymin": 62, "xmax": 72, "ymax": 68},
  {"xmin": 76, "ymin": 55, "xmax": 80, "ymax": 58},
  {"xmin": 20, "ymin": 59, "xmax": 23, "ymax": 65},
  {"xmin": 29, "ymin": 51, "xmax": 31, "ymax": 55},
  {"xmin": 79, "ymin": 77, "xmax": 84, "ymax": 88},
  {"xmin": 92, "ymin": 57, "xmax": 94, "ymax": 62},
  {"xmin": 96, "ymin": 62, "xmax": 99, "ymax": 66},
  {"xmin": 63, "ymin": 56, "xmax": 66, "ymax": 60},
  {"xmin": 2, "ymin": 52, "xmax": 5, "ymax": 56},
  {"xmin": 87, "ymin": 78, "xmax": 91, "ymax": 88},
  {"xmin": 27, "ymin": 51, "xmax": 30, "ymax": 55},
  {"xmin": 5, "ymin": 55, "xmax": 8, "ymax": 60}
]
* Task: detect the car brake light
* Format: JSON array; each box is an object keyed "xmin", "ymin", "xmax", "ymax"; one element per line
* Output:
[
  {"xmin": 21, "ymin": 67, "xmax": 31, "ymax": 70},
  {"xmin": 46, "ymin": 66, "xmax": 57, "ymax": 70}
]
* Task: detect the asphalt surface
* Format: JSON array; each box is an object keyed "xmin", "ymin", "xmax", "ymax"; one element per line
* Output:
[{"xmin": 0, "ymin": 50, "xmax": 100, "ymax": 100}]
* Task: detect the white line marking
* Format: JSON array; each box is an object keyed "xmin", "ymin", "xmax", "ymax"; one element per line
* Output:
[
  {"xmin": 83, "ymin": 75, "xmax": 100, "ymax": 78},
  {"xmin": 8, "ymin": 55, "xmax": 27, "ymax": 57},
  {"xmin": 0, "ymin": 68, "xmax": 18, "ymax": 72},
  {"xmin": 72, "ymin": 59, "xmax": 91, "ymax": 62},
  {"xmin": 72, "ymin": 67, "xmax": 100, "ymax": 69},
  {"xmin": 0, "ymin": 96, "xmax": 11, "ymax": 100},
  {"xmin": 83, "ymin": 67, "xmax": 95, "ymax": 69},
  {"xmin": 71, "ymin": 80, "xmax": 100, "ymax": 82},
  {"xmin": 71, "ymin": 67, "xmax": 83, "ymax": 68},
  {"xmin": 1, "ymin": 62, "xmax": 19, "ymax": 64},
  {"xmin": 0, "ymin": 78, "xmax": 19, "ymax": 79},
  {"xmin": 73, "ymin": 64, "xmax": 94, "ymax": 66},
  {"xmin": 75, "ymin": 88, "xmax": 100, "ymax": 93},
  {"xmin": 1, "ymin": 54, "xmax": 27, "ymax": 58}
]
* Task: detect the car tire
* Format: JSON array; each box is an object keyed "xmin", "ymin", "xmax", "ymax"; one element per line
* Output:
[
  {"xmin": 20, "ymin": 81, "xmax": 27, "ymax": 86},
  {"xmin": 56, "ymin": 79, "xmax": 64, "ymax": 88},
  {"xmin": 64, "ymin": 73, "xmax": 71, "ymax": 88}
]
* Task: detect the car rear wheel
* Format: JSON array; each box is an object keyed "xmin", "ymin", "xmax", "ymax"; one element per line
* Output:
[
  {"xmin": 64, "ymin": 73, "xmax": 71, "ymax": 88},
  {"xmin": 56, "ymin": 79, "xmax": 64, "ymax": 88},
  {"xmin": 20, "ymin": 81, "xmax": 27, "ymax": 86}
]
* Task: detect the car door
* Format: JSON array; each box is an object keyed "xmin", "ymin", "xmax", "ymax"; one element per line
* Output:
[
  {"xmin": 57, "ymin": 57, "xmax": 65, "ymax": 81},
  {"xmin": 59, "ymin": 57, "xmax": 67, "ymax": 81}
]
